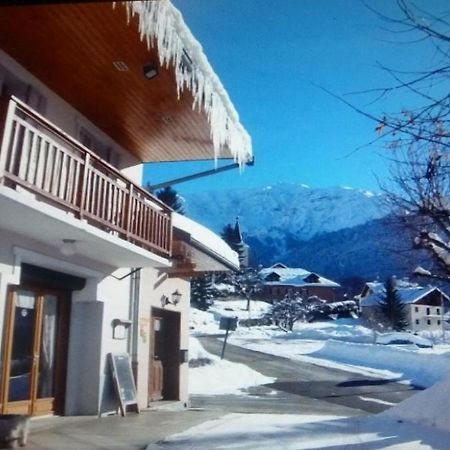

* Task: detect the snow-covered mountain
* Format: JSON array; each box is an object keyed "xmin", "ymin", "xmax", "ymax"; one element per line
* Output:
[
  {"xmin": 182, "ymin": 184, "xmax": 424, "ymax": 282},
  {"xmin": 183, "ymin": 183, "xmax": 385, "ymax": 239}
]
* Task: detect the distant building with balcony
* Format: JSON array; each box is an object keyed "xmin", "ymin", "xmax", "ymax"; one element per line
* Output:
[
  {"xmin": 359, "ymin": 281, "xmax": 450, "ymax": 332},
  {"xmin": 0, "ymin": 2, "xmax": 251, "ymax": 417},
  {"xmin": 258, "ymin": 263, "xmax": 341, "ymax": 302}
]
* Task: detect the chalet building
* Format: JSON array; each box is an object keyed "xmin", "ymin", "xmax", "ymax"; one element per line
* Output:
[
  {"xmin": 359, "ymin": 282, "xmax": 450, "ymax": 332},
  {"xmin": 258, "ymin": 263, "xmax": 341, "ymax": 302},
  {"xmin": 0, "ymin": 2, "xmax": 251, "ymax": 417}
]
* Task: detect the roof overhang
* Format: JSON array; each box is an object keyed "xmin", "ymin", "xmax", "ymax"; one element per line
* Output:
[
  {"xmin": 169, "ymin": 213, "xmax": 239, "ymax": 277},
  {"xmin": 0, "ymin": 1, "xmax": 252, "ymax": 165}
]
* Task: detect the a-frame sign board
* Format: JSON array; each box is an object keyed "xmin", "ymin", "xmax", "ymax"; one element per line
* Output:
[{"xmin": 109, "ymin": 353, "xmax": 140, "ymax": 416}]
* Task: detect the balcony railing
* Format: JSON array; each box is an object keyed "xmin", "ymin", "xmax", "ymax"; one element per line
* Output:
[{"xmin": 0, "ymin": 96, "xmax": 172, "ymax": 258}]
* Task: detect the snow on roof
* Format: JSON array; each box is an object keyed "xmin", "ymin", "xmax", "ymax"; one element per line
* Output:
[
  {"xmin": 360, "ymin": 286, "xmax": 445, "ymax": 307},
  {"xmin": 172, "ymin": 213, "xmax": 239, "ymax": 269},
  {"xmin": 258, "ymin": 266, "xmax": 340, "ymax": 288},
  {"xmin": 123, "ymin": 1, "xmax": 252, "ymax": 166}
]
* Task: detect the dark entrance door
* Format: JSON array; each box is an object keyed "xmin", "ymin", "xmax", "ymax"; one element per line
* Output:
[
  {"xmin": 1, "ymin": 286, "xmax": 70, "ymax": 416},
  {"xmin": 149, "ymin": 308, "xmax": 180, "ymax": 404}
]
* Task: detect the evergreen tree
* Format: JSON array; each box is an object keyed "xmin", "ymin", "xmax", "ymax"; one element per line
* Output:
[
  {"xmin": 154, "ymin": 186, "xmax": 185, "ymax": 214},
  {"xmin": 221, "ymin": 224, "xmax": 238, "ymax": 250},
  {"xmin": 191, "ymin": 274, "xmax": 215, "ymax": 310},
  {"xmin": 377, "ymin": 277, "xmax": 408, "ymax": 331}
]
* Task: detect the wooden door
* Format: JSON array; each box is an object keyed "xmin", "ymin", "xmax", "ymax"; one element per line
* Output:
[
  {"xmin": 1, "ymin": 287, "xmax": 70, "ymax": 416},
  {"xmin": 149, "ymin": 316, "xmax": 163, "ymax": 402}
]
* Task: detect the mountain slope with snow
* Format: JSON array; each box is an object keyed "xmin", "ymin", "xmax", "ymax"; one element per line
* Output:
[
  {"xmin": 183, "ymin": 184, "xmax": 422, "ymax": 280},
  {"xmin": 184, "ymin": 183, "xmax": 385, "ymax": 238}
]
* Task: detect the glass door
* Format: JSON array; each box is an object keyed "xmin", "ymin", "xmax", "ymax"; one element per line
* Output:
[{"xmin": 1, "ymin": 288, "xmax": 69, "ymax": 415}]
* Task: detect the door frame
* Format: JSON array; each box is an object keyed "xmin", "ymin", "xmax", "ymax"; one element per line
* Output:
[
  {"xmin": 0, "ymin": 284, "xmax": 70, "ymax": 416},
  {"xmin": 148, "ymin": 307, "xmax": 181, "ymax": 404}
]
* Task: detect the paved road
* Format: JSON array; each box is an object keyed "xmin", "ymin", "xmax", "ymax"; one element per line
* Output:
[{"xmin": 193, "ymin": 336, "xmax": 421, "ymax": 416}]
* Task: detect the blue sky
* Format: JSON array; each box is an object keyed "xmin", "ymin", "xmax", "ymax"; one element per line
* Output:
[{"xmin": 144, "ymin": 0, "xmax": 444, "ymax": 194}]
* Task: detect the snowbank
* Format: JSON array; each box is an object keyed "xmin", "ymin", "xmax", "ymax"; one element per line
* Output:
[
  {"xmin": 190, "ymin": 301, "xmax": 271, "ymax": 336},
  {"xmin": 189, "ymin": 338, "xmax": 274, "ymax": 395},
  {"xmin": 312, "ymin": 340, "xmax": 450, "ymax": 387},
  {"xmin": 384, "ymin": 375, "xmax": 450, "ymax": 433}
]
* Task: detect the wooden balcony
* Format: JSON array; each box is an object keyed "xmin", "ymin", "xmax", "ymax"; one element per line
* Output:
[{"xmin": 0, "ymin": 96, "xmax": 172, "ymax": 258}]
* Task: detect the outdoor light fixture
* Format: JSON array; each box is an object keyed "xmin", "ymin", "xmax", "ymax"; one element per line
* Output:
[
  {"xmin": 161, "ymin": 289, "xmax": 182, "ymax": 308},
  {"xmin": 143, "ymin": 62, "xmax": 158, "ymax": 80},
  {"xmin": 60, "ymin": 239, "xmax": 77, "ymax": 256}
]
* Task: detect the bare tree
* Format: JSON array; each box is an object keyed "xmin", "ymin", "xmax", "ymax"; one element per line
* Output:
[{"xmin": 347, "ymin": 1, "xmax": 450, "ymax": 281}]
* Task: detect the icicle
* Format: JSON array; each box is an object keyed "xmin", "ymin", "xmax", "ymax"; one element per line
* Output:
[{"xmin": 119, "ymin": 0, "xmax": 252, "ymax": 167}]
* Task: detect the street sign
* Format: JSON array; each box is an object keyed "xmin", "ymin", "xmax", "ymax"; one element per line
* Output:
[{"xmin": 219, "ymin": 316, "xmax": 238, "ymax": 331}]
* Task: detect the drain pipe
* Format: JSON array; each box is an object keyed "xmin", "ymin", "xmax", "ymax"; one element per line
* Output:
[{"xmin": 128, "ymin": 268, "xmax": 141, "ymax": 383}]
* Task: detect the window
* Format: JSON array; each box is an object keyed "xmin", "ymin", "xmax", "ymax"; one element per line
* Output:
[
  {"xmin": 0, "ymin": 64, "xmax": 46, "ymax": 113},
  {"xmin": 415, "ymin": 319, "xmax": 419, "ymax": 325},
  {"xmin": 437, "ymin": 308, "xmax": 440, "ymax": 315},
  {"xmin": 426, "ymin": 307, "xmax": 430, "ymax": 315},
  {"xmin": 414, "ymin": 306, "xmax": 419, "ymax": 313},
  {"xmin": 79, "ymin": 127, "xmax": 119, "ymax": 167},
  {"xmin": 427, "ymin": 319, "xmax": 431, "ymax": 326},
  {"xmin": 438, "ymin": 320, "xmax": 441, "ymax": 326}
]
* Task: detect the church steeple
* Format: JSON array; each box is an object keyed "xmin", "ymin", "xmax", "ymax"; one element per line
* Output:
[{"xmin": 233, "ymin": 216, "xmax": 243, "ymax": 243}]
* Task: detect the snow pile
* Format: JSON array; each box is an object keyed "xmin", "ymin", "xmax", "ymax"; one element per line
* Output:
[
  {"xmin": 189, "ymin": 308, "xmax": 219, "ymax": 335},
  {"xmin": 189, "ymin": 301, "xmax": 272, "ymax": 336},
  {"xmin": 210, "ymin": 299, "xmax": 271, "ymax": 320},
  {"xmin": 311, "ymin": 340, "xmax": 450, "ymax": 387},
  {"xmin": 121, "ymin": 1, "xmax": 252, "ymax": 166},
  {"xmin": 188, "ymin": 338, "xmax": 273, "ymax": 395},
  {"xmin": 384, "ymin": 375, "xmax": 450, "ymax": 433}
]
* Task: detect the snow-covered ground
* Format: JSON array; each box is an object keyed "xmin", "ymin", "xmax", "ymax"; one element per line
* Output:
[
  {"xmin": 190, "ymin": 304, "xmax": 450, "ymax": 388},
  {"xmin": 189, "ymin": 337, "xmax": 273, "ymax": 395},
  {"xmin": 186, "ymin": 304, "xmax": 450, "ymax": 446},
  {"xmin": 147, "ymin": 413, "xmax": 450, "ymax": 449}
]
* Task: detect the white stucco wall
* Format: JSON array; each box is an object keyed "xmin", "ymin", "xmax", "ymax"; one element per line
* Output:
[
  {"xmin": 410, "ymin": 304, "xmax": 443, "ymax": 332},
  {"xmin": 138, "ymin": 268, "xmax": 190, "ymax": 407}
]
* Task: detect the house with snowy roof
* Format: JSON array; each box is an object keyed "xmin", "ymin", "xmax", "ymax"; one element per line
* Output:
[
  {"xmin": 0, "ymin": 2, "xmax": 249, "ymax": 417},
  {"xmin": 258, "ymin": 263, "xmax": 341, "ymax": 302},
  {"xmin": 359, "ymin": 282, "xmax": 450, "ymax": 332}
]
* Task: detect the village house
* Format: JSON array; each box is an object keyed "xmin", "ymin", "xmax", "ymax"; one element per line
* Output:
[
  {"xmin": 0, "ymin": 2, "xmax": 251, "ymax": 417},
  {"xmin": 258, "ymin": 263, "xmax": 341, "ymax": 302},
  {"xmin": 359, "ymin": 281, "xmax": 450, "ymax": 332}
]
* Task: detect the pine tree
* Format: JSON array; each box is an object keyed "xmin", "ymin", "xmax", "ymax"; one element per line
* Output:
[
  {"xmin": 377, "ymin": 277, "xmax": 408, "ymax": 331},
  {"xmin": 191, "ymin": 274, "xmax": 215, "ymax": 310},
  {"xmin": 221, "ymin": 224, "xmax": 237, "ymax": 250},
  {"xmin": 154, "ymin": 186, "xmax": 185, "ymax": 214}
]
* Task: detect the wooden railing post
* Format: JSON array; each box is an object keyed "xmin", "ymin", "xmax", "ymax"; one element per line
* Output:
[
  {"xmin": 78, "ymin": 152, "xmax": 90, "ymax": 218},
  {"xmin": 126, "ymin": 184, "xmax": 134, "ymax": 238},
  {"xmin": 0, "ymin": 98, "xmax": 16, "ymax": 182}
]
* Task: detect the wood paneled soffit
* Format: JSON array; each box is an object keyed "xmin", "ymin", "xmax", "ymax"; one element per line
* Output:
[{"xmin": 0, "ymin": 2, "xmax": 233, "ymax": 163}]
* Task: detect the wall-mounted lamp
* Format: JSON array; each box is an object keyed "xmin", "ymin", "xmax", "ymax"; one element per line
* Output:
[
  {"xmin": 60, "ymin": 239, "xmax": 77, "ymax": 256},
  {"xmin": 161, "ymin": 289, "xmax": 183, "ymax": 308},
  {"xmin": 143, "ymin": 62, "xmax": 158, "ymax": 80},
  {"xmin": 112, "ymin": 319, "xmax": 132, "ymax": 340}
]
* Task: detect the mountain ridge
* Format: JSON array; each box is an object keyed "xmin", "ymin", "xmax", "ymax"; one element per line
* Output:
[{"xmin": 182, "ymin": 183, "xmax": 422, "ymax": 282}]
